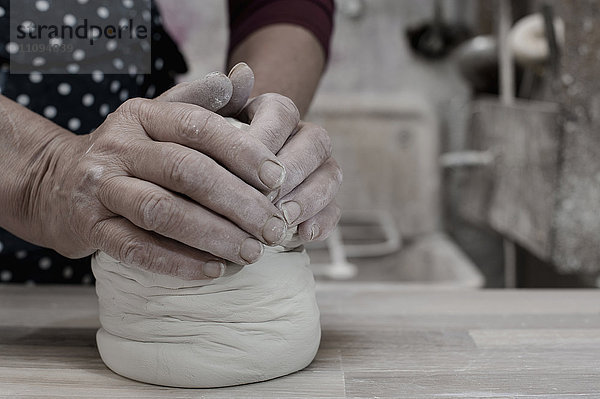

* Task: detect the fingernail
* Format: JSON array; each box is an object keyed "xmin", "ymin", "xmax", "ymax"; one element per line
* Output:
[
  {"xmin": 310, "ymin": 224, "xmax": 321, "ymax": 241},
  {"xmin": 259, "ymin": 160, "xmax": 286, "ymax": 189},
  {"xmin": 263, "ymin": 216, "xmax": 287, "ymax": 245},
  {"xmin": 228, "ymin": 62, "xmax": 248, "ymax": 78},
  {"xmin": 240, "ymin": 238, "xmax": 264, "ymax": 263},
  {"xmin": 281, "ymin": 201, "xmax": 302, "ymax": 225},
  {"xmin": 203, "ymin": 261, "xmax": 225, "ymax": 278}
]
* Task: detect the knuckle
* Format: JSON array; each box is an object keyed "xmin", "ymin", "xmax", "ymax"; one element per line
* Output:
[
  {"xmin": 79, "ymin": 160, "xmax": 106, "ymax": 187},
  {"xmin": 329, "ymin": 158, "xmax": 343, "ymax": 185},
  {"xmin": 164, "ymin": 148, "xmax": 223, "ymax": 197},
  {"xmin": 160, "ymin": 263, "xmax": 188, "ymax": 278},
  {"xmin": 310, "ymin": 125, "xmax": 333, "ymax": 158},
  {"xmin": 139, "ymin": 191, "xmax": 181, "ymax": 232},
  {"xmin": 284, "ymin": 157, "xmax": 309, "ymax": 185},
  {"xmin": 167, "ymin": 150, "xmax": 220, "ymax": 196},
  {"xmin": 118, "ymin": 97, "xmax": 147, "ymax": 120},
  {"xmin": 167, "ymin": 150, "xmax": 194, "ymax": 186},
  {"xmin": 119, "ymin": 238, "xmax": 150, "ymax": 267},
  {"xmin": 165, "ymin": 149, "xmax": 197, "ymax": 189},
  {"xmin": 179, "ymin": 109, "xmax": 216, "ymax": 139},
  {"xmin": 270, "ymin": 94, "xmax": 300, "ymax": 121},
  {"xmin": 86, "ymin": 215, "xmax": 115, "ymax": 249}
]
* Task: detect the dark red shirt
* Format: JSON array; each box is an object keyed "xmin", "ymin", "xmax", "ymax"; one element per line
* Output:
[{"xmin": 228, "ymin": 0, "xmax": 335, "ymax": 59}]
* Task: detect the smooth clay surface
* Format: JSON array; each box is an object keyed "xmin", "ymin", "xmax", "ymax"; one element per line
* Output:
[{"xmin": 91, "ymin": 244, "xmax": 321, "ymax": 388}]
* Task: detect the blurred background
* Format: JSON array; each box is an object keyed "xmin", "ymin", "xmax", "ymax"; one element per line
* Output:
[{"xmin": 157, "ymin": 0, "xmax": 600, "ymax": 289}]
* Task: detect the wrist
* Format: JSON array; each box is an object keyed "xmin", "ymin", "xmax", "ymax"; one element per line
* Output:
[
  {"xmin": 0, "ymin": 95, "xmax": 81, "ymax": 247},
  {"xmin": 25, "ymin": 130, "xmax": 86, "ymax": 250}
]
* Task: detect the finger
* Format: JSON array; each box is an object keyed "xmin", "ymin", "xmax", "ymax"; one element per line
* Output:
[
  {"xmin": 155, "ymin": 72, "xmax": 233, "ymax": 113},
  {"xmin": 297, "ymin": 202, "xmax": 342, "ymax": 242},
  {"xmin": 121, "ymin": 140, "xmax": 288, "ymax": 245},
  {"xmin": 121, "ymin": 98, "xmax": 287, "ymax": 192},
  {"xmin": 217, "ymin": 62, "xmax": 255, "ymax": 117},
  {"xmin": 98, "ymin": 176, "xmax": 265, "ymax": 265},
  {"xmin": 239, "ymin": 93, "xmax": 300, "ymax": 154},
  {"xmin": 89, "ymin": 216, "xmax": 226, "ymax": 280},
  {"xmin": 274, "ymin": 122, "xmax": 333, "ymax": 200},
  {"xmin": 276, "ymin": 158, "xmax": 343, "ymax": 226}
]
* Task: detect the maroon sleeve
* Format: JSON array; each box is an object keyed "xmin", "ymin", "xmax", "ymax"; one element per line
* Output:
[{"xmin": 228, "ymin": 0, "xmax": 335, "ymax": 60}]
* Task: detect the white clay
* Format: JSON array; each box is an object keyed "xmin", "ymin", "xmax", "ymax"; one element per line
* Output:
[
  {"xmin": 92, "ymin": 117, "xmax": 320, "ymax": 387},
  {"xmin": 92, "ymin": 244, "xmax": 320, "ymax": 388}
]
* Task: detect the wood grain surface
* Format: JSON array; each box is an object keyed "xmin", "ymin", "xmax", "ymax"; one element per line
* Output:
[{"xmin": 1, "ymin": 284, "xmax": 600, "ymax": 398}]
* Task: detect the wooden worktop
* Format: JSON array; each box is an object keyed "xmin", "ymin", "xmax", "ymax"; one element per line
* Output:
[{"xmin": 1, "ymin": 284, "xmax": 600, "ymax": 398}]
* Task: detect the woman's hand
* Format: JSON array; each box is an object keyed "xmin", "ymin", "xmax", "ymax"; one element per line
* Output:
[
  {"xmin": 162, "ymin": 63, "xmax": 343, "ymax": 245},
  {"xmin": 238, "ymin": 94, "xmax": 343, "ymax": 243},
  {"xmin": 7, "ymin": 72, "xmax": 291, "ymax": 280}
]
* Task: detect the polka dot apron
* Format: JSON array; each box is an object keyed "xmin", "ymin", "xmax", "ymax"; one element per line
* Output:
[{"xmin": 0, "ymin": 0, "xmax": 188, "ymax": 284}]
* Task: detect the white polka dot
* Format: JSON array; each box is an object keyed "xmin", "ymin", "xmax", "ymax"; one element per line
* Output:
[
  {"xmin": 77, "ymin": 0, "xmax": 89, "ymax": 3},
  {"xmin": 141, "ymin": 41, "xmax": 150, "ymax": 52},
  {"xmin": 142, "ymin": 10, "xmax": 151, "ymax": 22},
  {"xmin": 21, "ymin": 21, "xmax": 35, "ymax": 34},
  {"xmin": 136, "ymin": 75, "xmax": 144, "ymax": 85},
  {"xmin": 73, "ymin": 49, "xmax": 85, "ymax": 61},
  {"xmin": 82, "ymin": 274, "xmax": 92, "ymax": 284},
  {"xmin": 146, "ymin": 85, "xmax": 156, "ymax": 98},
  {"xmin": 16, "ymin": 94, "xmax": 30, "ymax": 106},
  {"xmin": 6, "ymin": 42, "xmax": 19, "ymax": 55},
  {"xmin": 0, "ymin": 241, "xmax": 3, "ymax": 253},
  {"xmin": 119, "ymin": 89, "xmax": 129, "ymax": 102},
  {"xmin": 99, "ymin": 104, "xmax": 110, "ymax": 117},
  {"xmin": 68, "ymin": 118, "xmax": 81, "ymax": 131},
  {"xmin": 0, "ymin": 270, "xmax": 12, "ymax": 282},
  {"xmin": 128, "ymin": 64, "xmax": 137, "ymax": 76},
  {"xmin": 35, "ymin": 0, "xmax": 50, "ymax": 12},
  {"xmin": 154, "ymin": 15, "xmax": 162, "ymax": 25},
  {"xmin": 89, "ymin": 27, "xmax": 101, "ymax": 40},
  {"xmin": 32, "ymin": 56, "xmax": 46, "ymax": 67},
  {"xmin": 92, "ymin": 70, "xmax": 104, "ymax": 83},
  {"xmin": 63, "ymin": 14, "xmax": 76, "ymax": 26},
  {"xmin": 113, "ymin": 58, "xmax": 124, "ymax": 70},
  {"xmin": 122, "ymin": 0, "xmax": 134, "ymax": 8},
  {"xmin": 43, "ymin": 105, "xmax": 57, "ymax": 119},
  {"xmin": 106, "ymin": 40, "xmax": 117, "ymax": 52},
  {"xmin": 97, "ymin": 6, "xmax": 109, "ymax": 19},
  {"xmin": 118, "ymin": 18, "xmax": 128, "ymax": 28},
  {"xmin": 62, "ymin": 266, "xmax": 74, "ymax": 279},
  {"xmin": 38, "ymin": 257, "xmax": 52, "ymax": 270},
  {"xmin": 110, "ymin": 80, "xmax": 121, "ymax": 93},
  {"xmin": 154, "ymin": 58, "xmax": 164, "ymax": 71},
  {"xmin": 0, "ymin": 7, "xmax": 5, "ymax": 18},
  {"xmin": 66, "ymin": 63, "xmax": 80, "ymax": 73},
  {"xmin": 49, "ymin": 37, "xmax": 62, "ymax": 47},
  {"xmin": 29, "ymin": 71, "xmax": 43, "ymax": 83},
  {"xmin": 57, "ymin": 82, "xmax": 71, "ymax": 95},
  {"xmin": 15, "ymin": 250, "xmax": 28, "ymax": 260},
  {"xmin": 82, "ymin": 93, "xmax": 94, "ymax": 107}
]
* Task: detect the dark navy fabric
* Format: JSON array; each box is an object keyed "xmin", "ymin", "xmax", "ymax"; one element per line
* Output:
[{"xmin": 0, "ymin": 0, "xmax": 187, "ymax": 284}]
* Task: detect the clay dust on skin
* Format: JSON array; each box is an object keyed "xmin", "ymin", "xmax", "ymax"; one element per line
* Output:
[{"xmin": 203, "ymin": 71, "xmax": 231, "ymax": 110}]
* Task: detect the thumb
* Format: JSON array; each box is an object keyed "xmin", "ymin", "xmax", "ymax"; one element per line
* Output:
[
  {"xmin": 217, "ymin": 62, "xmax": 255, "ymax": 117},
  {"xmin": 155, "ymin": 71, "xmax": 233, "ymax": 112},
  {"xmin": 155, "ymin": 63, "xmax": 255, "ymax": 116}
]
